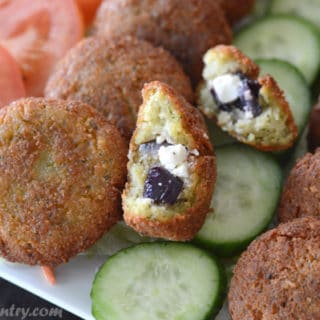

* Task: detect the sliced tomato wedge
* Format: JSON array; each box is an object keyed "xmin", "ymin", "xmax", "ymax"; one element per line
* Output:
[
  {"xmin": 0, "ymin": 45, "xmax": 25, "ymax": 108},
  {"xmin": 0, "ymin": 0, "xmax": 84, "ymax": 96},
  {"xmin": 76, "ymin": 0, "xmax": 102, "ymax": 27}
]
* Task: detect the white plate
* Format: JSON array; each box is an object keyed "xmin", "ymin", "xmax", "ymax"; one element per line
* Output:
[
  {"xmin": 0, "ymin": 255, "xmax": 108, "ymax": 320},
  {"xmin": 0, "ymin": 221, "xmax": 155, "ymax": 320},
  {"xmin": 0, "ymin": 220, "xmax": 233, "ymax": 320}
]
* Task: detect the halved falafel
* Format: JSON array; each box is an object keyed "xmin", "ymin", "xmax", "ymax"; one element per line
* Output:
[
  {"xmin": 122, "ymin": 81, "xmax": 216, "ymax": 241},
  {"xmin": 91, "ymin": 0, "xmax": 232, "ymax": 86},
  {"xmin": 0, "ymin": 98, "xmax": 127, "ymax": 267},
  {"xmin": 45, "ymin": 36, "xmax": 193, "ymax": 142},
  {"xmin": 229, "ymin": 217, "xmax": 320, "ymax": 320},
  {"xmin": 198, "ymin": 45, "xmax": 298, "ymax": 151}
]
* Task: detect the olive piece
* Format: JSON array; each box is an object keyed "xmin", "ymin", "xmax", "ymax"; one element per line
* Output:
[
  {"xmin": 143, "ymin": 166, "xmax": 183, "ymax": 205},
  {"xmin": 238, "ymin": 74, "xmax": 262, "ymax": 117}
]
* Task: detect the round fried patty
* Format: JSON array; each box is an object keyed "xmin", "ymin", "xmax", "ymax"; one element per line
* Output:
[
  {"xmin": 45, "ymin": 36, "xmax": 193, "ymax": 141},
  {"xmin": 91, "ymin": 0, "xmax": 232, "ymax": 86},
  {"xmin": 229, "ymin": 217, "xmax": 320, "ymax": 320},
  {"xmin": 0, "ymin": 98, "xmax": 127, "ymax": 266},
  {"xmin": 278, "ymin": 149, "xmax": 320, "ymax": 222}
]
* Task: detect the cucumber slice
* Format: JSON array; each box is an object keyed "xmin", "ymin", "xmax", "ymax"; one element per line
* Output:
[
  {"xmin": 234, "ymin": 15, "xmax": 320, "ymax": 84},
  {"xmin": 195, "ymin": 144, "xmax": 282, "ymax": 256},
  {"xmin": 252, "ymin": 0, "xmax": 271, "ymax": 18},
  {"xmin": 257, "ymin": 59, "xmax": 311, "ymax": 133},
  {"xmin": 233, "ymin": 0, "xmax": 270, "ymax": 31},
  {"xmin": 270, "ymin": 0, "xmax": 320, "ymax": 29},
  {"xmin": 91, "ymin": 243, "xmax": 225, "ymax": 320}
]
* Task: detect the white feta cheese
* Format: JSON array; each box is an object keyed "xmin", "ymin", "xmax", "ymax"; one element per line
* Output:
[
  {"xmin": 158, "ymin": 144, "xmax": 188, "ymax": 170},
  {"xmin": 172, "ymin": 163, "xmax": 189, "ymax": 179},
  {"xmin": 209, "ymin": 74, "xmax": 242, "ymax": 103},
  {"xmin": 156, "ymin": 134, "xmax": 167, "ymax": 144},
  {"xmin": 158, "ymin": 144, "xmax": 189, "ymax": 179},
  {"xmin": 244, "ymin": 89, "xmax": 253, "ymax": 101},
  {"xmin": 155, "ymin": 131, "xmax": 174, "ymax": 144},
  {"xmin": 244, "ymin": 109, "xmax": 254, "ymax": 120},
  {"xmin": 190, "ymin": 149, "xmax": 200, "ymax": 156}
]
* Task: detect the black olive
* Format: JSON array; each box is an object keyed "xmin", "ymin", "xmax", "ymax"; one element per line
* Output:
[
  {"xmin": 143, "ymin": 166, "xmax": 183, "ymax": 205},
  {"xmin": 238, "ymin": 76, "xmax": 262, "ymax": 117}
]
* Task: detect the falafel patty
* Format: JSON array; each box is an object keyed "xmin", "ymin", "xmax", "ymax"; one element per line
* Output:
[
  {"xmin": 198, "ymin": 45, "xmax": 297, "ymax": 151},
  {"xmin": 0, "ymin": 98, "xmax": 127, "ymax": 266},
  {"xmin": 218, "ymin": 0, "xmax": 255, "ymax": 25},
  {"xmin": 122, "ymin": 81, "xmax": 216, "ymax": 241},
  {"xmin": 229, "ymin": 217, "xmax": 320, "ymax": 320},
  {"xmin": 91, "ymin": 0, "xmax": 232, "ymax": 86},
  {"xmin": 45, "ymin": 36, "xmax": 193, "ymax": 142},
  {"xmin": 278, "ymin": 149, "xmax": 320, "ymax": 222}
]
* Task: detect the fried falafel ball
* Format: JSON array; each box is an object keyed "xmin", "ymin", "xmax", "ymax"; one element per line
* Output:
[
  {"xmin": 278, "ymin": 149, "xmax": 320, "ymax": 222},
  {"xmin": 122, "ymin": 81, "xmax": 216, "ymax": 241},
  {"xmin": 45, "ymin": 36, "xmax": 193, "ymax": 142},
  {"xmin": 229, "ymin": 217, "xmax": 320, "ymax": 320},
  {"xmin": 91, "ymin": 0, "xmax": 232, "ymax": 86},
  {"xmin": 218, "ymin": 0, "xmax": 255, "ymax": 25},
  {"xmin": 0, "ymin": 98, "xmax": 127, "ymax": 267},
  {"xmin": 198, "ymin": 45, "xmax": 297, "ymax": 151}
]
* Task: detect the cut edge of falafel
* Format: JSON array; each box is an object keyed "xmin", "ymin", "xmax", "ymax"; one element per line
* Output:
[
  {"xmin": 122, "ymin": 81, "xmax": 216, "ymax": 240},
  {"xmin": 198, "ymin": 45, "xmax": 298, "ymax": 151}
]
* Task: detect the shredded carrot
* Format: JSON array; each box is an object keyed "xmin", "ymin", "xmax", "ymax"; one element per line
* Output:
[{"xmin": 41, "ymin": 266, "xmax": 56, "ymax": 285}]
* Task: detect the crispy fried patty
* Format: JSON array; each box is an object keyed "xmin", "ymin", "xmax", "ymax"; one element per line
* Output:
[
  {"xmin": 229, "ymin": 217, "xmax": 320, "ymax": 320},
  {"xmin": 91, "ymin": 0, "xmax": 232, "ymax": 86},
  {"xmin": 278, "ymin": 149, "xmax": 320, "ymax": 222},
  {"xmin": 123, "ymin": 81, "xmax": 215, "ymax": 241},
  {"xmin": 0, "ymin": 98, "xmax": 127, "ymax": 266},
  {"xmin": 45, "ymin": 36, "xmax": 193, "ymax": 141}
]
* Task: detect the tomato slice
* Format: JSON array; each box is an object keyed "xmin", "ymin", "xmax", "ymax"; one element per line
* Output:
[
  {"xmin": 0, "ymin": 45, "xmax": 25, "ymax": 108},
  {"xmin": 76, "ymin": 0, "xmax": 102, "ymax": 27},
  {"xmin": 0, "ymin": 0, "xmax": 84, "ymax": 96}
]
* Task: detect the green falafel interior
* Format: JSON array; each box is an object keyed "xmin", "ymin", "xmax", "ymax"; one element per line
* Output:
[
  {"xmin": 198, "ymin": 45, "xmax": 298, "ymax": 151},
  {"xmin": 124, "ymin": 82, "xmax": 202, "ymax": 220}
]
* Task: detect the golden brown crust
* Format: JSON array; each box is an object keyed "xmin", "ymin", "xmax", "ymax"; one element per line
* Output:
[
  {"xmin": 198, "ymin": 46, "xmax": 298, "ymax": 151},
  {"xmin": 91, "ymin": 0, "xmax": 232, "ymax": 86},
  {"xmin": 137, "ymin": 81, "xmax": 213, "ymax": 155},
  {"xmin": 206, "ymin": 45, "xmax": 260, "ymax": 80},
  {"xmin": 229, "ymin": 217, "xmax": 320, "ymax": 320},
  {"xmin": 0, "ymin": 98, "xmax": 127, "ymax": 266},
  {"xmin": 278, "ymin": 150, "xmax": 320, "ymax": 222},
  {"xmin": 123, "ymin": 81, "xmax": 216, "ymax": 241},
  {"xmin": 248, "ymin": 75, "xmax": 298, "ymax": 151},
  {"xmin": 45, "ymin": 36, "xmax": 193, "ymax": 142},
  {"xmin": 218, "ymin": 0, "xmax": 255, "ymax": 24}
]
